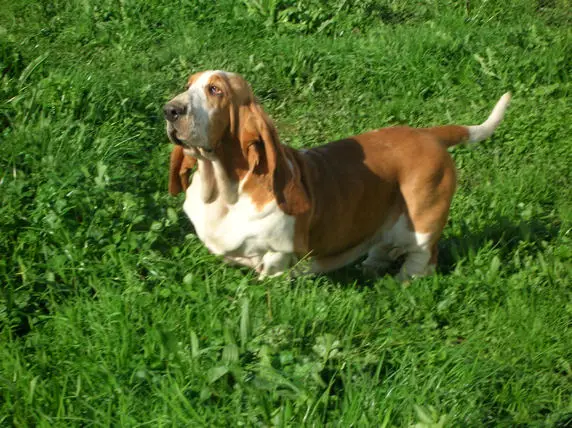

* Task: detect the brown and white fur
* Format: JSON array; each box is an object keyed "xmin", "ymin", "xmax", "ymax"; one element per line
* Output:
[{"xmin": 165, "ymin": 70, "xmax": 511, "ymax": 280}]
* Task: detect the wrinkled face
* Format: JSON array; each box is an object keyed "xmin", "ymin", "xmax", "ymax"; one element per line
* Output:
[{"xmin": 164, "ymin": 70, "xmax": 235, "ymax": 152}]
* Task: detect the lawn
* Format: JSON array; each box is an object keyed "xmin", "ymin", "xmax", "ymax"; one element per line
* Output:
[{"xmin": 1, "ymin": 0, "xmax": 571, "ymax": 425}]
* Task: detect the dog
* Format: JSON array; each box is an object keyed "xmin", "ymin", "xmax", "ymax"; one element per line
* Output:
[{"xmin": 165, "ymin": 70, "xmax": 510, "ymax": 280}]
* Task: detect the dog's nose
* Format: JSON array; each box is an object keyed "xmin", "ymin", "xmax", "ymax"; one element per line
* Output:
[{"xmin": 163, "ymin": 102, "xmax": 186, "ymax": 122}]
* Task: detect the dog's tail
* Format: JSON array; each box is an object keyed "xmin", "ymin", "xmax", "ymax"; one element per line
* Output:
[{"xmin": 422, "ymin": 92, "xmax": 512, "ymax": 148}]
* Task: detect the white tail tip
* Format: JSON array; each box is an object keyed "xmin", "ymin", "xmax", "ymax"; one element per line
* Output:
[{"xmin": 468, "ymin": 92, "xmax": 511, "ymax": 142}]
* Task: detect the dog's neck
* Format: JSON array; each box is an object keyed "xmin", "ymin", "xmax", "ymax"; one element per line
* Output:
[{"xmin": 192, "ymin": 131, "xmax": 251, "ymax": 205}]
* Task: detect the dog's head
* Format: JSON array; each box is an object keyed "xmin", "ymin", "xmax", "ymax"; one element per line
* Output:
[
  {"xmin": 165, "ymin": 70, "xmax": 310, "ymax": 216},
  {"xmin": 163, "ymin": 70, "xmax": 254, "ymax": 153}
]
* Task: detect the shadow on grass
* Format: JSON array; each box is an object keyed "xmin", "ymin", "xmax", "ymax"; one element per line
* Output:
[
  {"xmin": 148, "ymin": 201, "xmax": 561, "ymax": 289},
  {"xmin": 320, "ymin": 215, "xmax": 561, "ymax": 287},
  {"xmin": 159, "ymin": 214, "xmax": 561, "ymax": 288},
  {"xmin": 437, "ymin": 216, "xmax": 561, "ymax": 276}
]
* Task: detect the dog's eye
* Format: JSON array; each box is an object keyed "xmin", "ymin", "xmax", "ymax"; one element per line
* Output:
[{"xmin": 208, "ymin": 85, "xmax": 222, "ymax": 96}]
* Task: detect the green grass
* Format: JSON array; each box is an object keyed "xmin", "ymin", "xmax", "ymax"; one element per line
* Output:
[{"xmin": 1, "ymin": 0, "xmax": 571, "ymax": 425}]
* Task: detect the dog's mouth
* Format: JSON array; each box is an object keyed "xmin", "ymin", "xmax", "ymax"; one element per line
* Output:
[
  {"xmin": 167, "ymin": 126, "xmax": 214, "ymax": 154},
  {"xmin": 167, "ymin": 127, "xmax": 185, "ymax": 147}
]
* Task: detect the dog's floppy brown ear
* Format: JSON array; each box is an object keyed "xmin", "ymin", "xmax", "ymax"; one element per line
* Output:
[
  {"xmin": 169, "ymin": 145, "xmax": 196, "ymax": 196},
  {"xmin": 241, "ymin": 102, "xmax": 310, "ymax": 216}
]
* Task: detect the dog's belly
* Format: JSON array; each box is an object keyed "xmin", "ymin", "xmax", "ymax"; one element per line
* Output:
[
  {"xmin": 308, "ymin": 213, "xmax": 430, "ymax": 273},
  {"xmin": 183, "ymin": 175, "xmax": 297, "ymax": 263}
]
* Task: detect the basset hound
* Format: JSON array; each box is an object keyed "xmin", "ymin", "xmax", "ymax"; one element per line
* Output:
[{"xmin": 164, "ymin": 70, "xmax": 510, "ymax": 280}]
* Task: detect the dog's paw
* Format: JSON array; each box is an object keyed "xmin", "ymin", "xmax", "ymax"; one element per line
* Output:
[{"xmin": 394, "ymin": 264, "xmax": 435, "ymax": 283}]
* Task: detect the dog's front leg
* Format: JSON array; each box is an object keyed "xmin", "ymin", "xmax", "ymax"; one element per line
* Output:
[{"xmin": 258, "ymin": 252, "xmax": 296, "ymax": 280}]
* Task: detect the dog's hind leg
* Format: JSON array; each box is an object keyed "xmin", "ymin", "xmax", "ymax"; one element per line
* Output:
[
  {"xmin": 396, "ymin": 153, "xmax": 455, "ymax": 281},
  {"xmin": 394, "ymin": 231, "xmax": 435, "ymax": 281}
]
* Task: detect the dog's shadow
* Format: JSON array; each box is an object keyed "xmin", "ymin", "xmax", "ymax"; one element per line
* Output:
[
  {"xmin": 323, "ymin": 215, "xmax": 561, "ymax": 286},
  {"xmin": 157, "ymin": 206, "xmax": 560, "ymax": 286},
  {"xmin": 437, "ymin": 216, "xmax": 559, "ymax": 275}
]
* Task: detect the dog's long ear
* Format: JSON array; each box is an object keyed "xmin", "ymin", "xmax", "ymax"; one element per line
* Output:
[
  {"xmin": 239, "ymin": 102, "xmax": 310, "ymax": 216},
  {"xmin": 169, "ymin": 145, "xmax": 197, "ymax": 196}
]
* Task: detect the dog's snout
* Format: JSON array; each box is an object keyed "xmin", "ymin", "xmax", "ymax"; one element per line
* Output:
[{"xmin": 163, "ymin": 102, "xmax": 186, "ymax": 122}]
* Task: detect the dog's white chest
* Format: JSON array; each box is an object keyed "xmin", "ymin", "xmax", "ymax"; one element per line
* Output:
[{"xmin": 183, "ymin": 173, "xmax": 296, "ymax": 262}]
